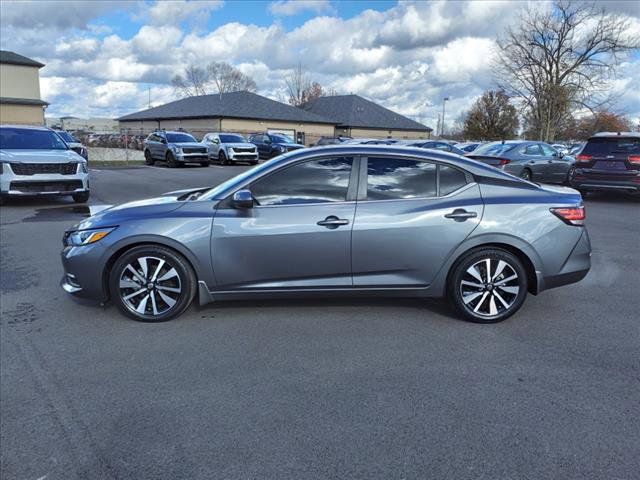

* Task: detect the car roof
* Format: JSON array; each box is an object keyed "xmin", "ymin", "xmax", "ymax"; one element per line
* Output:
[{"xmin": 590, "ymin": 132, "xmax": 640, "ymax": 138}]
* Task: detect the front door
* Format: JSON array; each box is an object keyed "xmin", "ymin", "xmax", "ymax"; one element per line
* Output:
[
  {"xmin": 352, "ymin": 156, "xmax": 484, "ymax": 286},
  {"xmin": 211, "ymin": 156, "xmax": 357, "ymax": 289},
  {"xmin": 541, "ymin": 143, "xmax": 570, "ymax": 183}
]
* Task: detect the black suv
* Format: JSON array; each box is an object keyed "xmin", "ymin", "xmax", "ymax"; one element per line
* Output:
[
  {"xmin": 570, "ymin": 132, "xmax": 640, "ymax": 195},
  {"xmin": 248, "ymin": 133, "xmax": 305, "ymax": 159}
]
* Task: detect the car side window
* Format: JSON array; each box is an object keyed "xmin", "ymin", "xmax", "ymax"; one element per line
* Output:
[
  {"xmin": 540, "ymin": 144, "xmax": 556, "ymax": 156},
  {"xmin": 439, "ymin": 165, "xmax": 468, "ymax": 196},
  {"xmin": 251, "ymin": 157, "xmax": 354, "ymax": 206},
  {"xmin": 367, "ymin": 157, "xmax": 437, "ymax": 200},
  {"xmin": 523, "ymin": 144, "xmax": 542, "ymax": 156}
]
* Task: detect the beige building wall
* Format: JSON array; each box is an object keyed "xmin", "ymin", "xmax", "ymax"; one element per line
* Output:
[
  {"xmin": 0, "ymin": 103, "xmax": 44, "ymax": 124},
  {"xmin": 221, "ymin": 118, "xmax": 334, "ymax": 146},
  {"xmin": 0, "ymin": 63, "xmax": 41, "ymax": 99},
  {"xmin": 119, "ymin": 118, "xmax": 335, "ymax": 145},
  {"xmin": 347, "ymin": 127, "xmax": 430, "ymax": 140}
]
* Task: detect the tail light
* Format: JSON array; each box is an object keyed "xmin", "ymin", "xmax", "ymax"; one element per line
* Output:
[
  {"xmin": 575, "ymin": 154, "xmax": 592, "ymax": 165},
  {"xmin": 550, "ymin": 206, "xmax": 585, "ymax": 226},
  {"xmin": 628, "ymin": 155, "xmax": 640, "ymax": 165},
  {"xmin": 498, "ymin": 158, "xmax": 510, "ymax": 166}
]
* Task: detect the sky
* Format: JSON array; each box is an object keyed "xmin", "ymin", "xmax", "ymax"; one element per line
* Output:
[{"xmin": 1, "ymin": 0, "xmax": 639, "ymax": 131}]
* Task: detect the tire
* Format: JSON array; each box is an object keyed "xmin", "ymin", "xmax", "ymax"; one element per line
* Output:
[
  {"xmin": 144, "ymin": 150, "xmax": 155, "ymax": 166},
  {"xmin": 200, "ymin": 161, "xmax": 210, "ymax": 167},
  {"xmin": 166, "ymin": 152, "xmax": 178, "ymax": 168},
  {"xmin": 520, "ymin": 168, "xmax": 532, "ymax": 181},
  {"xmin": 109, "ymin": 245, "xmax": 196, "ymax": 322},
  {"xmin": 219, "ymin": 151, "xmax": 228, "ymax": 165},
  {"xmin": 447, "ymin": 248, "xmax": 528, "ymax": 323},
  {"xmin": 72, "ymin": 191, "xmax": 90, "ymax": 203},
  {"xmin": 565, "ymin": 166, "xmax": 575, "ymax": 185}
]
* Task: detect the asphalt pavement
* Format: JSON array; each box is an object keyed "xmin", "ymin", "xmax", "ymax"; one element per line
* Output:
[{"xmin": 1, "ymin": 164, "xmax": 639, "ymax": 480}]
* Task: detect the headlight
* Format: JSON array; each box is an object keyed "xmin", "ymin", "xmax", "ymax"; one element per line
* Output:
[
  {"xmin": 277, "ymin": 145, "xmax": 286, "ymax": 152},
  {"xmin": 78, "ymin": 162, "xmax": 88, "ymax": 173},
  {"xmin": 171, "ymin": 145, "xmax": 182, "ymax": 154},
  {"xmin": 65, "ymin": 227, "xmax": 116, "ymax": 246}
]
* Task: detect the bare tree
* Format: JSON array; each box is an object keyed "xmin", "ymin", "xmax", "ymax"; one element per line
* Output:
[
  {"xmin": 494, "ymin": 0, "xmax": 639, "ymax": 142},
  {"xmin": 463, "ymin": 90, "xmax": 519, "ymax": 140},
  {"xmin": 284, "ymin": 63, "xmax": 326, "ymax": 106},
  {"xmin": 171, "ymin": 65, "xmax": 208, "ymax": 97},
  {"xmin": 171, "ymin": 62, "xmax": 257, "ymax": 98},
  {"xmin": 207, "ymin": 62, "xmax": 257, "ymax": 95}
]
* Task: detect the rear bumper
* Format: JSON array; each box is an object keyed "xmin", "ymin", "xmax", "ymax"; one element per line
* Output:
[
  {"xmin": 537, "ymin": 228, "xmax": 591, "ymax": 292},
  {"xmin": 570, "ymin": 169, "xmax": 640, "ymax": 192}
]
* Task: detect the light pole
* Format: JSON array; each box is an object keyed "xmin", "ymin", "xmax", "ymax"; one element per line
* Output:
[{"xmin": 441, "ymin": 97, "xmax": 449, "ymax": 137}]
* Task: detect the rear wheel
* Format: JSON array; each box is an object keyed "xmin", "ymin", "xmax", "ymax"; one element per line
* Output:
[
  {"xmin": 565, "ymin": 166, "xmax": 576, "ymax": 185},
  {"xmin": 72, "ymin": 191, "xmax": 90, "ymax": 203},
  {"xmin": 448, "ymin": 248, "xmax": 528, "ymax": 323},
  {"xmin": 109, "ymin": 245, "xmax": 196, "ymax": 322},
  {"xmin": 144, "ymin": 150, "xmax": 154, "ymax": 165},
  {"xmin": 520, "ymin": 168, "xmax": 532, "ymax": 181}
]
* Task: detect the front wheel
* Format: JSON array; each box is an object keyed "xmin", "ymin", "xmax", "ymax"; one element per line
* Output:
[
  {"xmin": 144, "ymin": 150, "xmax": 154, "ymax": 165},
  {"xmin": 109, "ymin": 245, "xmax": 196, "ymax": 322},
  {"xmin": 166, "ymin": 152, "xmax": 178, "ymax": 168},
  {"xmin": 72, "ymin": 191, "xmax": 90, "ymax": 203},
  {"xmin": 448, "ymin": 248, "xmax": 528, "ymax": 323}
]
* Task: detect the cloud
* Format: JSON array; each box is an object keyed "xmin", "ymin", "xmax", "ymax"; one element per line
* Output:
[
  {"xmin": 269, "ymin": 0, "xmax": 334, "ymax": 17},
  {"xmin": 146, "ymin": 0, "xmax": 224, "ymax": 25}
]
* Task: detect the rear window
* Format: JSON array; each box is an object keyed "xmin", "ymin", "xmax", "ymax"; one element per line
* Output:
[
  {"xmin": 582, "ymin": 137, "xmax": 640, "ymax": 156},
  {"xmin": 472, "ymin": 142, "xmax": 518, "ymax": 156}
]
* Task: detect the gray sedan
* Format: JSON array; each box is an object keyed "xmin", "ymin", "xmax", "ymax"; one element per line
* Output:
[
  {"xmin": 468, "ymin": 140, "xmax": 575, "ymax": 183},
  {"xmin": 61, "ymin": 145, "xmax": 590, "ymax": 323}
]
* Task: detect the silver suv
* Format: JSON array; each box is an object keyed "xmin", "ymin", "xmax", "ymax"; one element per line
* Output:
[
  {"xmin": 202, "ymin": 132, "xmax": 258, "ymax": 165},
  {"xmin": 143, "ymin": 130, "xmax": 209, "ymax": 167},
  {"xmin": 0, "ymin": 125, "xmax": 89, "ymax": 203}
]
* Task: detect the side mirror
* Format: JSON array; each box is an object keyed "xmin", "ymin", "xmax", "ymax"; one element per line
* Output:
[
  {"xmin": 232, "ymin": 189, "xmax": 254, "ymax": 209},
  {"xmin": 160, "ymin": 138, "xmax": 167, "ymax": 144},
  {"xmin": 214, "ymin": 139, "xmax": 220, "ymax": 144}
]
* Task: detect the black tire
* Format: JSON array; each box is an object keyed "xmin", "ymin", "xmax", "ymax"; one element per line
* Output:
[
  {"xmin": 144, "ymin": 150, "xmax": 154, "ymax": 165},
  {"xmin": 447, "ymin": 248, "xmax": 528, "ymax": 323},
  {"xmin": 200, "ymin": 161, "xmax": 210, "ymax": 167},
  {"xmin": 520, "ymin": 168, "xmax": 532, "ymax": 181},
  {"xmin": 219, "ymin": 151, "xmax": 228, "ymax": 165},
  {"xmin": 166, "ymin": 152, "xmax": 178, "ymax": 168},
  {"xmin": 565, "ymin": 166, "xmax": 576, "ymax": 185},
  {"xmin": 109, "ymin": 245, "xmax": 196, "ymax": 322},
  {"xmin": 72, "ymin": 191, "xmax": 90, "ymax": 203}
]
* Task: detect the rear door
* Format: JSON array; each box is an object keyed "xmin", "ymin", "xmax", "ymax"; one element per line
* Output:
[
  {"xmin": 541, "ymin": 142, "xmax": 570, "ymax": 183},
  {"xmin": 352, "ymin": 156, "xmax": 484, "ymax": 287},
  {"xmin": 211, "ymin": 156, "xmax": 358, "ymax": 289}
]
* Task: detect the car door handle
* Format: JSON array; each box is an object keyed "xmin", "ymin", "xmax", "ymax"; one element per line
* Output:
[
  {"xmin": 444, "ymin": 209, "xmax": 477, "ymax": 222},
  {"xmin": 317, "ymin": 216, "xmax": 350, "ymax": 229}
]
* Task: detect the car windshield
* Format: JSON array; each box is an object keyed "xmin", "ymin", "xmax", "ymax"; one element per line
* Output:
[
  {"xmin": 166, "ymin": 133, "xmax": 197, "ymax": 143},
  {"xmin": 271, "ymin": 135, "xmax": 295, "ymax": 144},
  {"xmin": 472, "ymin": 142, "xmax": 518, "ymax": 156},
  {"xmin": 56, "ymin": 131, "xmax": 77, "ymax": 143},
  {"xmin": 0, "ymin": 128, "xmax": 68, "ymax": 150},
  {"xmin": 582, "ymin": 137, "xmax": 640, "ymax": 155},
  {"xmin": 220, "ymin": 134, "xmax": 246, "ymax": 143}
]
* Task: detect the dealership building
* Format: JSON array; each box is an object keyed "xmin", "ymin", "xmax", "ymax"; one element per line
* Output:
[
  {"xmin": 118, "ymin": 91, "xmax": 431, "ymax": 145},
  {"xmin": 0, "ymin": 50, "xmax": 48, "ymax": 125}
]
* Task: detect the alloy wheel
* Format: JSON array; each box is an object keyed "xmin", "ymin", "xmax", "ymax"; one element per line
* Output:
[
  {"xmin": 119, "ymin": 256, "xmax": 182, "ymax": 316},
  {"xmin": 459, "ymin": 258, "xmax": 520, "ymax": 318}
]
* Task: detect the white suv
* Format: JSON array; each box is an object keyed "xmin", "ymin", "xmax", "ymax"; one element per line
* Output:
[
  {"xmin": 0, "ymin": 125, "xmax": 89, "ymax": 203},
  {"xmin": 202, "ymin": 132, "xmax": 258, "ymax": 165}
]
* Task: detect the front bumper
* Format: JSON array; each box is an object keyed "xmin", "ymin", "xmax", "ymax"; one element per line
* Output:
[
  {"xmin": 228, "ymin": 149, "xmax": 258, "ymax": 161},
  {"xmin": 1, "ymin": 164, "xmax": 89, "ymax": 196},
  {"xmin": 570, "ymin": 169, "xmax": 640, "ymax": 193},
  {"xmin": 60, "ymin": 243, "xmax": 108, "ymax": 302},
  {"xmin": 176, "ymin": 152, "xmax": 209, "ymax": 163}
]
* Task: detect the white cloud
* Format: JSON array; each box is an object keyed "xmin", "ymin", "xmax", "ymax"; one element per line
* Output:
[
  {"xmin": 269, "ymin": 0, "xmax": 333, "ymax": 17},
  {"xmin": 147, "ymin": 0, "xmax": 224, "ymax": 25}
]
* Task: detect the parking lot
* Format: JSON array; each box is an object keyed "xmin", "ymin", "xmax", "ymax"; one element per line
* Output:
[{"xmin": 1, "ymin": 165, "xmax": 639, "ymax": 479}]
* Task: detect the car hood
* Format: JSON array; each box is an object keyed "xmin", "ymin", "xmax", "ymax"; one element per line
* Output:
[
  {"xmin": 0, "ymin": 149, "xmax": 85, "ymax": 163},
  {"xmin": 226, "ymin": 143, "xmax": 256, "ymax": 149},
  {"xmin": 71, "ymin": 192, "xmax": 191, "ymax": 231},
  {"xmin": 173, "ymin": 142, "xmax": 206, "ymax": 149}
]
